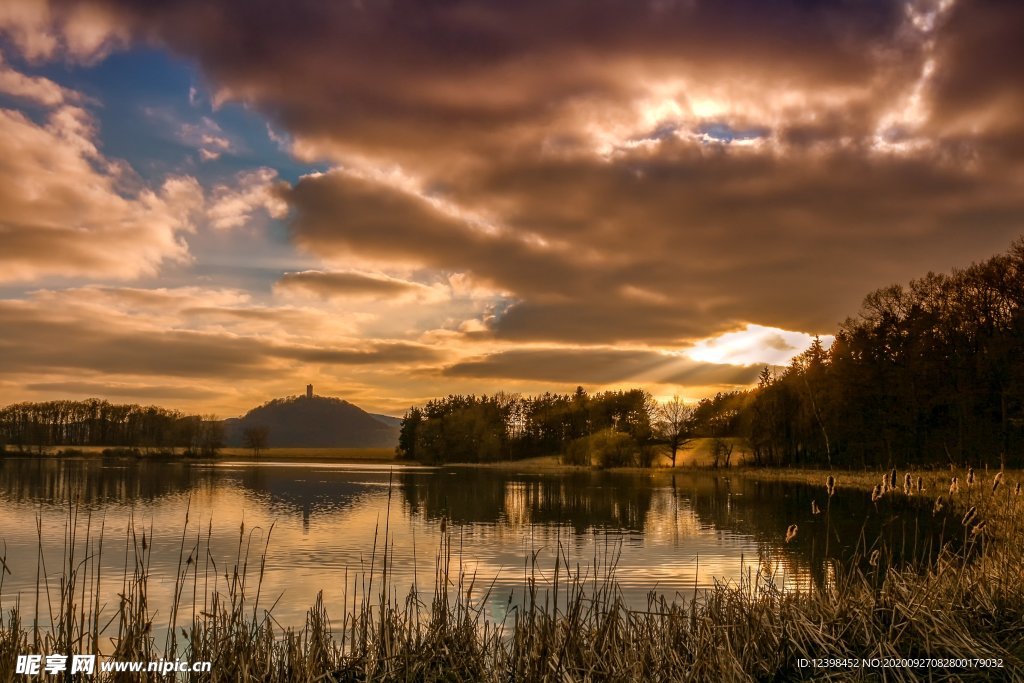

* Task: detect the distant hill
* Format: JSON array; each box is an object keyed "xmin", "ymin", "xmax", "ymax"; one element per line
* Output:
[
  {"xmin": 224, "ymin": 394, "xmax": 399, "ymax": 448},
  {"xmin": 369, "ymin": 413, "xmax": 403, "ymax": 429}
]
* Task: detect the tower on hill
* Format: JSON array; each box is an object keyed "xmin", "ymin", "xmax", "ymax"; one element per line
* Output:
[{"xmin": 306, "ymin": 384, "xmax": 313, "ymax": 399}]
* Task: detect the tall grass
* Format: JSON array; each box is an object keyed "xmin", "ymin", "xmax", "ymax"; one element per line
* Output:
[{"xmin": 2, "ymin": 470, "xmax": 1023, "ymax": 681}]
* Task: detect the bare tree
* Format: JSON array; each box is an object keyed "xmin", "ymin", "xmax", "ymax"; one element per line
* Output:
[
  {"xmin": 656, "ymin": 396, "xmax": 694, "ymax": 467},
  {"xmin": 242, "ymin": 426, "xmax": 270, "ymax": 459},
  {"xmin": 710, "ymin": 437, "xmax": 735, "ymax": 468}
]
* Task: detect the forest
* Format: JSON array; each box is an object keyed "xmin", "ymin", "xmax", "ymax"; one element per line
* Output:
[
  {"xmin": 0, "ymin": 399, "xmax": 223, "ymax": 456},
  {"xmin": 400, "ymin": 239, "xmax": 1024, "ymax": 469},
  {"xmin": 397, "ymin": 388, "xmax": 660, "ymax": 466}
]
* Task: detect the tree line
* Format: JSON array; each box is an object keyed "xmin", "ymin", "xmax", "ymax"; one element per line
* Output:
[
  {"xmin": 0, "ymin": 399, "xmax": 224, "ymax": 456},
  {"xmin": 398, "ymin": 388, "xmax": 668, "ymax": 466},
  {"xmin": 401, "ymin": 238, "xmax": 1024, "ymax": 469},
  {"xmin": 743, "ymin": 239, "xmax": 1024, "ymax": 470}
]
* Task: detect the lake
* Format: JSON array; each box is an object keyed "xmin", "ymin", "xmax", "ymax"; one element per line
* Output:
[{"xmin": 0, "ymin": 457, "xmax": 951, "ymax": 634}]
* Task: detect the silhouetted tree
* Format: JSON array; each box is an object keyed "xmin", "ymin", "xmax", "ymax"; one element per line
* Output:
[
  {"xmin": 242, "ymin": 425, "xmax": 270, "ymax": 458},
  {"xmin": 656, "ymin": 395, "xmax": 695, "ymax": 467}
]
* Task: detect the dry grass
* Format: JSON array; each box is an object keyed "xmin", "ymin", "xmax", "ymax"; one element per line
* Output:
[
  {"xmin": 218, "ymin": 447, "xmax": 397, "ymax": 461},
  {"xmin": 2, "ymin": 468, "xmax": 1024, "ymax": 681},
  {"xmin": 673, "ymin": 437, "xmax": 755, "ymax": 467},
  {"xmin": 741, "ymin": 466, "xmax": 1024, "ymax": 498}
]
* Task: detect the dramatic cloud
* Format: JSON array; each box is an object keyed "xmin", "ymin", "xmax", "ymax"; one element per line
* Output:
[
  {"xmin": 66, "ymin": 0, "xmax": 919, "ymax": 163},
  {"xmin": 0, "ymin": 287, "xmax": 452, "ymax": 412},
  {"xmin": 445, "ymin": 348, "xmax": 762, "ymax": 386},
  {"xmin": 2, "ymin": 0, "xmax": 1023, "ymax": 409},
  {"xmin": 80, "ymin": 0, "xmax": 1014, "ymax": 344},
  {"xmin": 926, "ymin": 0, "xmax": 1024, "ymax": 145},
  {"xmin": 24, "ymin": 381, "xmax": 224, "ymax": 401}
]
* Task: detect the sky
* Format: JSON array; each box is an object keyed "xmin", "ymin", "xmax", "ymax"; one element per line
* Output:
[{"xmin": 0, "ymin": 0, "xmax": 1021, "ymax": 417}]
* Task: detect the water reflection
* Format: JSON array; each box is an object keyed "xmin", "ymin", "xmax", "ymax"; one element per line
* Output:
[
  {"xmin": 398, "ymin": 470, "xmax": 655, "ymax": 532},
  {"xmin": 0, "ymin": 458, "xmax": 953, "ymax": 630}
]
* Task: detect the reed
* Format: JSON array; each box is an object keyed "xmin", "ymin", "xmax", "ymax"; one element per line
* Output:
[{"xmin": 2, "ymin": 471, "xmax": 1024, "ymax": 681}]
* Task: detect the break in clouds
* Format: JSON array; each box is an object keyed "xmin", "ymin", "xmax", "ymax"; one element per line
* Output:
[{"xmin": 0, "ymin": 0, "xmax": 1023, "ymax": 413}]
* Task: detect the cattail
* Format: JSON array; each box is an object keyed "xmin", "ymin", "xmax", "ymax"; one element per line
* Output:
[
  {"xmin": 811, "ymin": 500, "xmax": 821, "ymax": 515},
  {"xmin": 881, "ymin": 473, "xmax": 890, "ymax": 494},
  {"xmin": 916, "ymin": 476, "xmax": 924, "ymax": 493},
  {"xmin": 440, "ymin": 516, "xmax": 447, "ymax": 535},
  {"xmin": 869, "ymin": 549, "xmax": 880, "ymax": 567},
  {"xmin": 962, "ymin": 506, "xmax": 977, "ymax": 527},
  {"xmin": 142, "ymin": 532, "xmax": 147, "ymax": 551},
  {"xmin": 826, "ymin": 475, "xmax": 836, "ymax": 497},
  {"xmin": 903, "ymin": 472, "xmax": 913, "ymax": 493},
  {"xmin": 967, "ymin": 467, "xmax": 975, "ymax": 487},
  {"xmin": 933, "ymin": 496, "xmax": 945, "ymax": 515},
  {"xmin": 971, "ymin": 520, "xmax": 987, "ymax": 537},
  {"xmin": 871, "ymin": 485, "xmax": 882, "ymax": 503},
  {"xmin": 992, "ymin": 471, "xmax": 1003, "ymax": 494},
  {"xmin": 785, "ymin": 524, "xmax": 798, "ymax": 543},
  {"xmin": 1015, "ymin": 482, "xmax": 1021, "ymax": 496},
  {"xmin": 889, "ymin": 467, "xmax": 897, "ymax": 489},
  {"xmin": 949, "ymin": 477, "xmax": 959, "ymax": 495}
]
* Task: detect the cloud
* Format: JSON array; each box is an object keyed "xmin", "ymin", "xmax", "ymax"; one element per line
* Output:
[
  {"xmin": 0, "ymin": 101, "xmax": 204, "ymax": 282},
  {"xmin": 686, "ymin": 324, "xmax": 830, "ymax": 366},
  {"xmin": 0, "ymin": 51, "xmax": 78, "ymax": 105},
  {"xmin": 24, "ymin": 381, "xmax": 223, "ymax": 400},
  {"xmin": 284, "ymin": 170, "xmax": 595, "ymax": 302},
  {"xmin": 4, "ymin": 0, "xmax": 1024, "ymax": 410},
  {"xmin": 207, "ymin": 167, "xmax": 289, "ymax": 230},
  {"xmin": 922, "ymin": 0, "xmax": 1024, "ymax": 160},
  {"xmin": 71, "ymin": 0, "xmax": 1012, "ymax": 346},
  {"xmin": 0, "ymin": 300, "xmax": 272, "ymax": 378},
  {"xmin": 0, "ymin": 63, "xmax": 294, "ymax": 284},
  {"xmin": 69, "ymin": 0, "xmax": 918, "ymax": 164},
  {"xmin": 444, "ymin": 348, "xmax": 762, "ymax": 386},
  {"xmin": 0, "ymin": 287, "xmax": 449, "ymax": 381},
  {"xmin": 276, "ymin": 270, "xmax": 426, "ymax": 299},
  {"xmin": 0, "ymin": 0, "xmax": 125, "ymax": 62},
  {"xmin": 142, "ymin": 106, "xmax": 241, "ymax": 162},
  {"xmin": 278, "ymin": 342, "xmax": 445, "ymax": 366}
]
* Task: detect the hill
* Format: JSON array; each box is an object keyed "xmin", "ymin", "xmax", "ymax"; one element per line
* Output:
[
  {"xmin": 369, "ymin": 413, "xmax": 403, "ymax": 429},
  {"xmin": 224, "ymin": 393, "xmax": 399, "ymax": 449}
]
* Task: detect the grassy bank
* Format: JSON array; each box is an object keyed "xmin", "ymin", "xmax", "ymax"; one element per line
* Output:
[
  {"xmin": 2, "ymin": 466, "xmax": 1023, "ymax": 681},
  {"xmin": 217, "ymin": 446, "xmax": 397, "ymax": 462},
  {"xmin": 740, "ymin": 465, "xmax": 1024, "ymax": 498}
]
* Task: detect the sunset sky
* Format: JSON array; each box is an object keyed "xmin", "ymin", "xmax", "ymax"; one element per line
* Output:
[{"xmin": 1, "ymin": 0, "xmax": 1021, "ymax": 417}]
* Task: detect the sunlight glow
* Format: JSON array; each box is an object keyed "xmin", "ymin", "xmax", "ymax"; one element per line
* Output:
[{"xmin": 686, "ymin": 324, "xmax": 833, "ymax": 367}]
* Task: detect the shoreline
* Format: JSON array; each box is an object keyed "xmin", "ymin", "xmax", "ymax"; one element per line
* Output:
[
  {"xmin": 5, "ymin": 448, "xmax": 1021, "ymax": 500},
  {"xmin": 10, "ymin": 448, "xmax": 1016, "ymax": 498}
]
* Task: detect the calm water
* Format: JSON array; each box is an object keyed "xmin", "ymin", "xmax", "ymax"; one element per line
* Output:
[{"xmin": 0, "ymin": 458, "xmax": 950, "ymax": 631}]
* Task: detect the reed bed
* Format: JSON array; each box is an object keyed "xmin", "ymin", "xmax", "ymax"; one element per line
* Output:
[{"xmin": 2, "ymin": 468, "xmax": 1024, "ymax": 681}]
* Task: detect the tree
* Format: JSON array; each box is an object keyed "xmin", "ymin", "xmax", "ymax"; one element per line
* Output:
[
  {"xmin": 201, "ymin": 418, "xmax": 224, "ymax": 457},
  {"xmin": 710, "ymin": 437, "xmax": 735, "ymax": 468},
  {"xmin": 656, "ymin": 396, "xmax": 694, "ymax": 467},
  {"xmin": 242, "ymin": 425, "xmax": 270, "ymax": 459}
]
